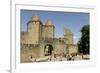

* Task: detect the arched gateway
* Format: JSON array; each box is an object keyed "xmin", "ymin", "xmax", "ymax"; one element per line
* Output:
[{"xmin": 44, "ymin": 44, "xmax": 53, "ymax": 56}]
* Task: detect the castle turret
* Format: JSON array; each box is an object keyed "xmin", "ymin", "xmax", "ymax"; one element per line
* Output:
[
  {"xmin": 31, "ymin": 16, "xmax": 40, "ymax": 21},
  {"xmin": 27, "ymin": 15, "xmax": 43, "ymax": 44},
  {"xmin": 64, "ymin": 27, "xmax": 73, "ymax": 44},
  {"xmin": 45, "ymin": 19, "xmax": 53, "ymax": 25},
  {"xmin": 42, "ymin": 19, "xmax": 55, "ymax": 40}
]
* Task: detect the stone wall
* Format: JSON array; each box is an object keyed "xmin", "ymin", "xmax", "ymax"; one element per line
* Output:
[
  {"xmin": 53, "ymin": 39, "xmax": 67, "ymax": 56},
  {"xmin": 68, "ymin": 44, "xmax": 78, "ymax": 55},
  {"xmin": 21, "ymin": 44, "xmax": 40, "ymax": 63},
  {"xmin": 20, "ymin": 15, "xmax": 78, "ymax": 63}
]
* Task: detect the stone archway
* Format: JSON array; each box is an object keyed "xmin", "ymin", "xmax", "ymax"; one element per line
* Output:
[{"xmin": 44, "ymin": 44, "xmax": 53, "ymax": 56}]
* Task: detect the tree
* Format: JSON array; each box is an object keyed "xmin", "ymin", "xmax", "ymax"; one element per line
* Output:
[{"xmin": 78, "ymin": 24, "xmax": 90, "ymax": 54}]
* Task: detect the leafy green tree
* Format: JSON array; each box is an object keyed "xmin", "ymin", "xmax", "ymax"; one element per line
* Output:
[{"xmin": 78, "ymin": 24, "xmax": 90, "ymax": 54}]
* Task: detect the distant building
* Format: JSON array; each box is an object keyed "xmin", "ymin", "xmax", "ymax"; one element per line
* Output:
[{"xmin": 21, "ymin": 15, "xmax": 78, "ymax": 62}]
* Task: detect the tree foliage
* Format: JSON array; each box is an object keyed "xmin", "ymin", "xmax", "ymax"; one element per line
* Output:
[{"xmin": 78, "ymin": 24, "xmax": 90, "ymax": 54}]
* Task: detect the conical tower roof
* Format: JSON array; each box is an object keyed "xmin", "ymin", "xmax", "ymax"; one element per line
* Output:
[
  {"xmin": 31, "ymin": 15, "xmax": 40, "ymax": 21},
  {"xmin": 45, "ymin": 19, "xmax": 53, "ymax": 25},
  {"xmin": 64, "ymin": 27, "xmax": 73, "ymax": 35}
]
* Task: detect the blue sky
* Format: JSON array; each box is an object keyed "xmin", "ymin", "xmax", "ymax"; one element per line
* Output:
[{"xmin": 21, "ymin": 10, "xmax": 89, "ymax": 44}]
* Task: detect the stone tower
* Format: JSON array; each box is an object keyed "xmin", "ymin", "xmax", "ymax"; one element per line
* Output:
[
  {"xmin": 42, "ymin": 19, "xmax": 55, "ymax": 40},
  {"xmin": 27, "ymin": 15, "xmax": 43, "ymax": 44},
  {"xmin": 64, "ymin": 27, "xmax": 73, "ymax": 44}
]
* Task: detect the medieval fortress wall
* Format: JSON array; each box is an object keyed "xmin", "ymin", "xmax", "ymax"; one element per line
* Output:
[{"xmin": 21, "ymin": 15, "xmax": 78, "ymax": 63}]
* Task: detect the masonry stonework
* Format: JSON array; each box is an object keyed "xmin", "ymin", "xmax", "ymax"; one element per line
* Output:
[{"xmin": 21, "ymin": 15, "xmax": 78, "ymax": 63}]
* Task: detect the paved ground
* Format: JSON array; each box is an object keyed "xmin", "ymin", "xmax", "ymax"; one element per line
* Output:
[{"xmin": 29, "ymin": 54, "xmax": 90, "ymax": 62}]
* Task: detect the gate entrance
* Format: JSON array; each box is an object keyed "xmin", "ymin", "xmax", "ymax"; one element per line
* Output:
[{"xmin": 44, "ymin": 44, "xmax": 53, "ymax": 56}]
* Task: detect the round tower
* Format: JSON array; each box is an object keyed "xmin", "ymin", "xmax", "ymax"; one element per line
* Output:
[
  {"xmin": 43, "ymin": 19, "xmax": 55, "ymax": 40},
  {"xmin": 27, "ymin": 15, "xmax": 43, "ymax": 44},
  {"xmin": 64, "ymin": 27, "xmax": 73, "ymax": 44}
]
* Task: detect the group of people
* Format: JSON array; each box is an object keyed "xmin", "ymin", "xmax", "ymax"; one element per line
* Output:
[{"xmin": 28, "ymin": 53, "xmax": 85, "ymax": 62}]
